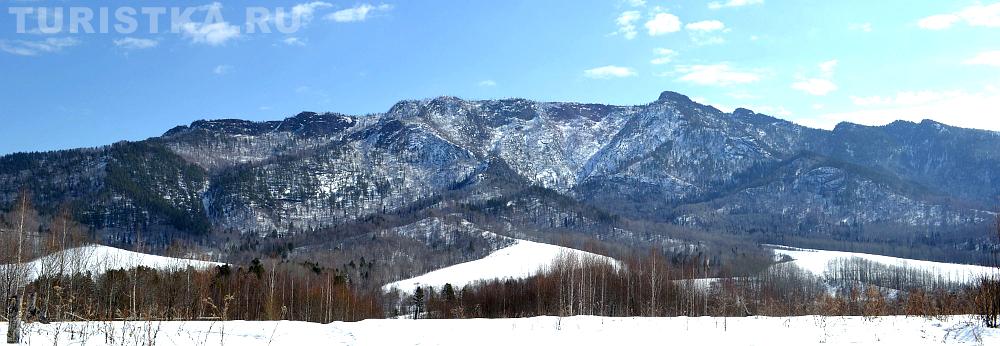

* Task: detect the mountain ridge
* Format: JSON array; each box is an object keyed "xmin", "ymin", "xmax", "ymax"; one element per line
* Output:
[{"xmin": 1, "ymin": 91, "xmax": 996, "ymax": 264}]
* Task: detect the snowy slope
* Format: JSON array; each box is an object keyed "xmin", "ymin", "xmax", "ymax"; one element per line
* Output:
[
  {"xmin": 1, "ymin": 244, "xmax": 224, "ymax": 282},
  {"xmin": 4, "ymin": 315, "xmax": 997, "ymax": 346},
  {"xmin": 383, "ymin": 239, "xmax": 616, "ymax": 292},
  {"xmin": 771, "ymin": 245, "xmax": 997, "ymax": 283}
]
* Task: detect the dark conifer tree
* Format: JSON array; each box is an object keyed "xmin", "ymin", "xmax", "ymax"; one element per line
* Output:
[{"xmin": 412, "ymin": 287, "xmax": 425, "ymax": 319}]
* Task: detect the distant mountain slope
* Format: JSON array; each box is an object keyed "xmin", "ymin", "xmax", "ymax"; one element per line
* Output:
[
  {"xmin": 772, "ymin": 245, "xmax": 995, "ymax": 284},
  {"xmin": 383, "ymin": 235, "xmax": 616, "ymax": 292},
  {"xmin": 1, "ymin": 91, "xmax": 997, "ymax": 262},
  {"xmin": 1, "ymin": 244, "xmax": 224, "ymax": 282}
]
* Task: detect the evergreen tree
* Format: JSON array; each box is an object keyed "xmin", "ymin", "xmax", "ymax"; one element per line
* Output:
[
  {"xmin": 443, "ymin": 283, "xmax": 457, "ymax": 302},
  {"xmin": 412, "ymin": 287, "xmax": 425, "ymax": 319}
]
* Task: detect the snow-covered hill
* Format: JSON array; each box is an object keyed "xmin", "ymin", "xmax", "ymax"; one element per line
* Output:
[
  {"xmin": 5, "ymin": 315, "xmax": 996, "ymax": 345},
  {"xmin": 1, "ymin": 244, "xmax": 224, "ymax": 282},
  {"xmin": 772, "ymin": 245, "xmax": 997, "ymax": 283},
  {"xmin": 383, "ymin": 239, "xmax": 617, "ymax": 292}
]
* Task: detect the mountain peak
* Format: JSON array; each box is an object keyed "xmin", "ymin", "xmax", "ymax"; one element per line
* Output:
[
  {"xmin": 732, "ymin": 108, "xmax": 755, "ymax": 117},
  {"xmin": 919, "ymin": 119, "xmax": 944, "ymax": 127},
  {"xmin": 656, "ymin": 91, "xmax": 693, "ymax": 103}
]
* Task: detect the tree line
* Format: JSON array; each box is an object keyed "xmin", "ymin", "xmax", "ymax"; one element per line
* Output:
[
  {"xmin": 2, "ymin": 189, "xmax": 998, "ymax": 335},
  {"xmin": 392, "ymin": 250, "xmax": 993, "ymax": 320}
]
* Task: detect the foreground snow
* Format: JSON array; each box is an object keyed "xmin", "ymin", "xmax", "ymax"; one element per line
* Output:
[
  {"xmin": 3, "ymin": 315, "xmax": 997, "ymax": 346},
  {"xmin": 772, "ymin": 245, "xmax": 997, "ymax": 283},
  {"xmin": 384, "ymin": 240, "xmax": 616, "ymax": 291},
  {"xmin": 0, "ymin": 244, "xmax": 224, "ymax": 281}
]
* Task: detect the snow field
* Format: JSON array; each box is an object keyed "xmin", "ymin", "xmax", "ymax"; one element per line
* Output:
[
  {"xmin": 0, "ymin": 244, "xmax": 225, "ymax": 282},
  {"xmin": 771, "ymin": 245, "xmax": 997, "ymax": 283},
  {"xmin": 384, "ymin": 239, "xmax": 617, "ymax": 292},
  {"xmin": 3, "ymin": 315, "xmax": 997, "ymax": 346}
]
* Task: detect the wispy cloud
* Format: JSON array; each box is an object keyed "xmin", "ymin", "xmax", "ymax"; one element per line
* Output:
[
  {"xmin": 584, "ymin": 65, "xmax": 637, "ymax": 79},
  {"xmin": 964, "ymin": 50, "xmax": 1000, "ymax": 67},
  {"xmin": 792, "ymin": 79, "xmax": 837, "ymax": 96},
  {"xmin": 113, "ymin": 37, "xmax": 158, "ymax": 50},
  {"xmin": 645, "ymin": 13, "xmax": 682, "ymax": 36},
  {"xmin": 174, "ymin": 2, "xmax": 241, "ymax": 45},
  {"xmin": 283, "ymin": 37, "xmax": 307, "ymax": 46},
  {"xmin": 849, "ymin": 22, "xmax": 873, "ymax": 32},
  {"xmin": 616, "ymin": 11, "xmax": 641, "ymax": 40},
  {"xmin": 708, "ymin": 0, "xmax": 763, "ymax": 10},
  {"xmin": 685, "ymin": 20, "xmax": 727, "ymax": 45},
  {"xmin": 325, "ymin": 3, "xmax": 393, "ymax": 23},
  {"xmin": 478, "ymin": 80, "xmax": 497, "ymax": 87},
  {"xmin": 674, "ymin": 63, "xmax": 760, "ymax": 86},
  {"xmin": 685, "ymin": 20, "xmax": 725, "ymax": 32},
  {"xmin": 179, "ymin": 22, "xmax": 240, "ymax": 45},
  {"xmin": 213, "ymin": 64, "xmax": 234, "ymax": 75},
  {"xmin": 917, "ymin": 3, "xmax": 1000, "ymax": 30},
  {"xmin": 291, "ymin": 1, "xmax": 333, "ymax": 24},
  {"xmin": 650, "ymin": 48, "xmax": 677, "ymax": 65},
  {"xmin": 819, "ymin": 59, "xmax": 838, "ymax": 77},
  {"xmin": 0, "ymin": 37, "xmax": 79, "ymax": 56},
  {"xmin": 261, "ymin": 2, "xmax": 332, "ymax": 30},
  {"xmin": 791, "ymin": 60, "xmax": 838, "ymax": 96}
]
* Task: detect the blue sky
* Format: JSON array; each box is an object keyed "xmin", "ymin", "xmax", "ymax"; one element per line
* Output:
[{"xmin": 1, "ymin": 0, "xmax": 999, "ymax": 154}]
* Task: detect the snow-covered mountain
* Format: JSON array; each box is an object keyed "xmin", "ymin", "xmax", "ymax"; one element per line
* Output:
[{"xmin": 1, "ymin": 91, "xmax": 998, "ymax": 262}]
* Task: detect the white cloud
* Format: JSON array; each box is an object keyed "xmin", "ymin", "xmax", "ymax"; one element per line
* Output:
[
  {"xmin": 645, "ymin": 13, "xmax": 682, "ymax": 36},
  {"xmin": 849, "ymin": 22, "xmax": 873, "ymax": 32},
  {"xmin": 270, "ymin": 1, "xmax": 333, "ymax": 27},
  {"xmin": 113, "ymin": 37, "xmax": 158, "ymax": 50},
  {"xmin": 283, "ymin": 37, "xmax": 307, "ymax": 46},
  {"xmin": 674, "ymin": 63, "xmax": 760, "ymax": 86},
  {"xmin": 0, "ymin": 37, "xmax": 79, "ymax": 56},
  {"xmin": 918, "ymin": 14, "xmax": 960, "ymax": 30},
  {"xmin": 708, "ymin": 0, "xmax": 763, "ymax": 10},
  {"xmin": 799, "ymin": 87, "xmax": 1000, "ymax": 131},
  {"xmin": 325, "ymin": 3, "xmax": 393, "ymax": 23},
  {"xmin": 792, "ymin": 79, "xmax": 838, "ymax": 96},
  {"xmin": 684, "ymin": 20, "xmax": 729, "ymax": 46},
  {"xmin": 625, "ymin": 0, "xmax": 646, "ymax": 7},
  {"xmin": 584, "ymin": 65, "xmax": 637, "ymax": 79},
  {"xmin": 691, "ymin": 36, "xmax": 726, "ymax": 46},
  {"xmin": 918, "ymin": 3, "xmax": 1000, "ymax": 30},
  {"xmin": 791, "ymin": 60, "xmax": 838, "ymax": 96},
  {"xmin": 292, "ymin": 2, "xmax": 333, "ymax": 23},
  {"xmin": 685, "ymin": 20, "xmax": 727, "ymax": 45},
  {"xmin": 818, "ymin": 59, "xmax": 838, "ymax": 76},
  {"xmin": 478, "ymin": 80, "xmax": 497, "ymax": 87},
  {"xmin": 964, "ymin": 50, "xmax": 1000, "ymax": 67},
  {"xmin": 616, "ymin": 11, "xmax": 641, "ymax": 40},
  {"xmin": 685, "ymin": 20, "xmax": 725, "ymax": 32},
  {"xmin": 213, "ymin": 64, "xmax": 233, "ymax": 75},
  {"xmin": 650, "ymin": 48, "xmax": 677, "ymax": 65},
  {"xmin": 180, "ymin": 21, "xmax": 240, "ymax": 46}
]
